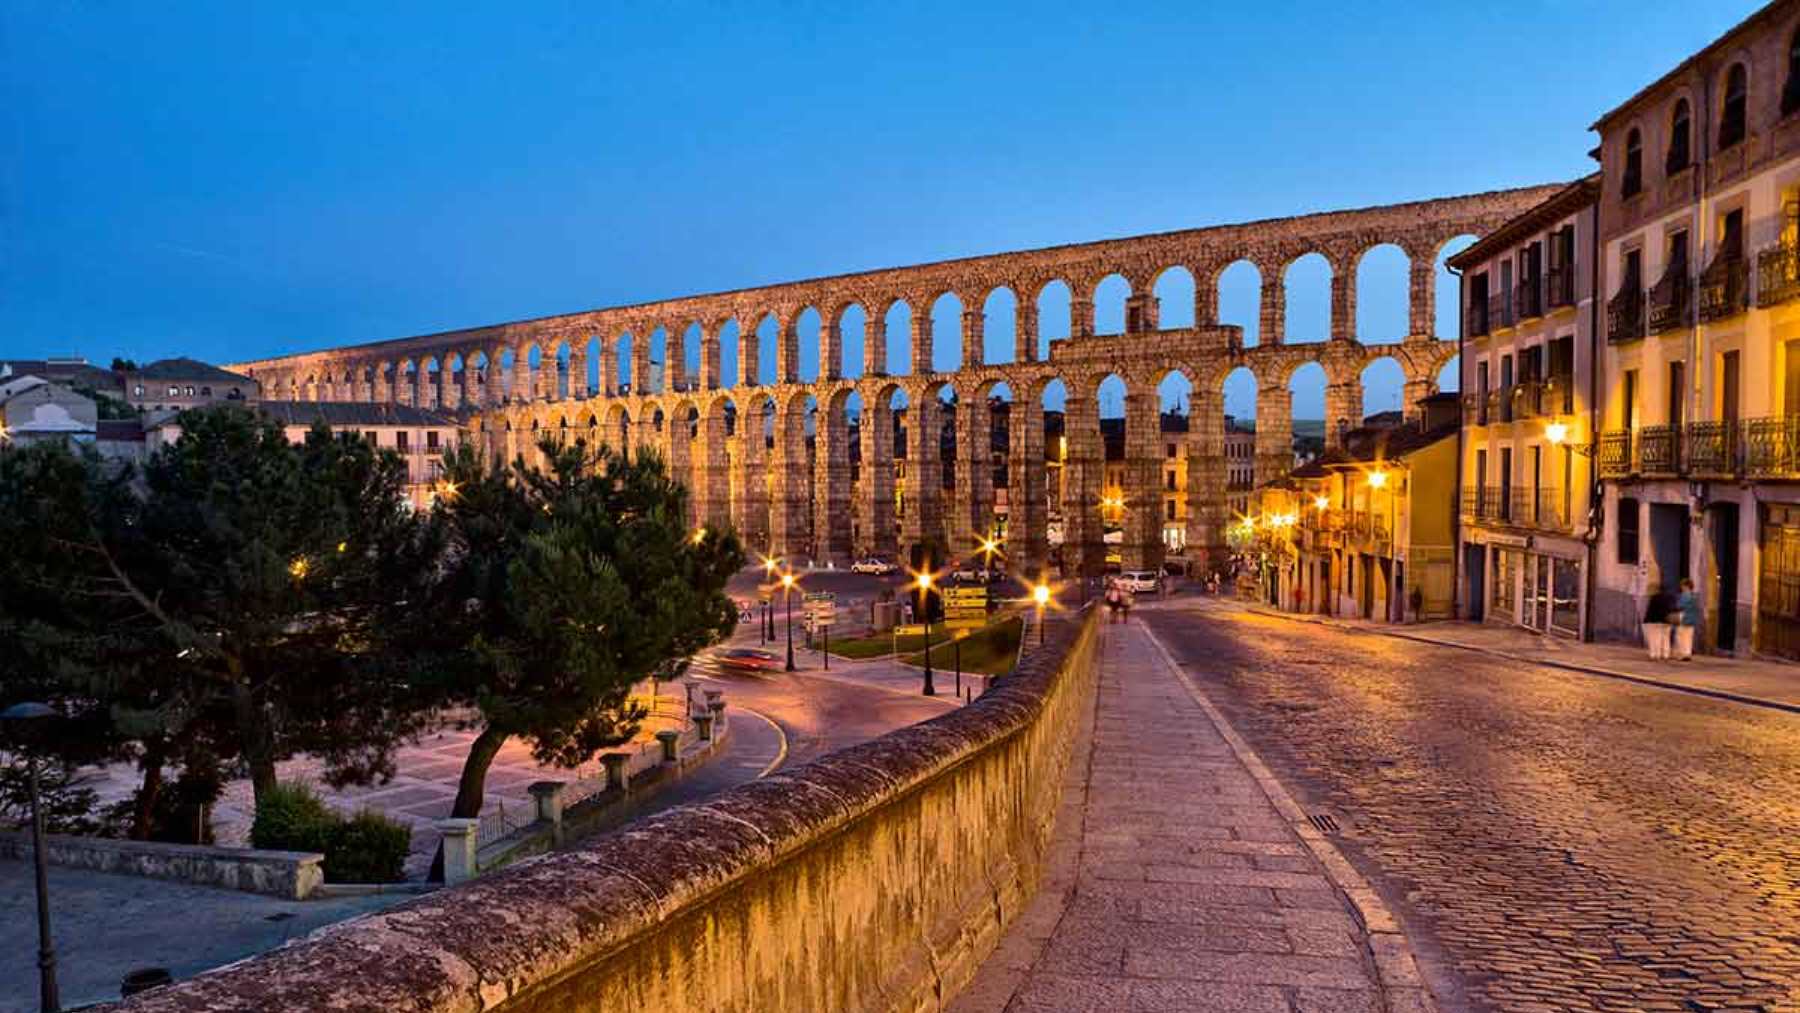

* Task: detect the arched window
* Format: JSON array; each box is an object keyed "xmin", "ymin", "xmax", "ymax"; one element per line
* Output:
[
  {"xmin": 1785, "ymin": 27, "xmax": 1800, "ymax": 116},
  {"xmin": 1666, "ymin": 99, "xmax": 1691, "ymax": 173},
  {"xmin": 1720, "ymin": 63, "xmax": 1748, "ymax": 149},
  {"xmin": 1622, "ymin": 128, "xmax": 1643, "ymax": 197}
]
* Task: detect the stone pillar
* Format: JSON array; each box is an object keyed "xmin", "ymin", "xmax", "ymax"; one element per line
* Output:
[
  {"xmin": 901, "ymin": 390, "xmax": 944, "ymax": 554},
  {"xmin": 1121, "ymin": 389, "xmax": 1164, "ymax": 572},
  {"xmin": 771, "ymin": 401, "xmax": 811, "ymax": 561},
  {"xmin": 1195, "ymin": 267, "xmax": 1219, "ymax": 326},
  {"xmin": 667, "ymin": 411, "xmax": 695, "ymax": 527},
  {"xmin": 1409, "ymin": 260, "xmax": 1436, "ymax": 338},
  {"xmin": 664, "ymin": 333, "xmax": 687, "ymax": 392},
  {"xmin": 1061, "ymin": 393, "xmax": 1104, "ymax": 581},
  {"xmin": 601, "ymin": 752, "xmax": 631, "ymax": 791},
  {"xmin": 536, "ymin": 355, "xmax": 557, "ymax": 401},
  {"xmin": 569, "ymin": 347, "xmax": 590, "ymax": 399},
  {"xmin": 528, "ymin": 781, "xmax": 566, "ymax": 846},
  {"xmin": 864, "ymin": 314, "xmax": 887, "ymax": 376},
  {"xmin": 436, "ymin": 818, "xmax": 479, "ymax": 885},
  {"xmin": 1325, "ymin": 380, "xmax": 1362, "ymax": 450},
  {"xmin": 598, "ymin": 343, "xmax": 617, "ymax": 397},
  {"xmin": 1125, "ymin": 293, "xmax": 1156, "ymax": 334},
  {"xmin": 655, "ymin": 729, "xmax": 681, "ymax": 763},
  {"xmin": 735, "ymin": 407, "xmax": 770, "ymax": 553},
  {"xmin": 773, "ymin": 316, "xmax": 797, "ymax": 385},
  {"xmin": 1330, "ymin": 263, "xmax": 1356, "ymax": 341},
  {"xmin": 441, "ymin": 365, "xmax": 462, "ymax": 410},
  {"xmin": 1255, "ymin": 388, "xmax": 1294, "ymax": 486},
  {"xmin": 1402, "ymin": 376, "xmax": 1434, "ymax": 423},
  {"xmin": 910, "ymin": 313, "xmax": 932, "ymax": 376},
  {"xmin": 373, "ymin": 365, "xmax": 391, "ymax": 404},
  {"xmin": 512, "ymin": 351, "xmax": 531, "ymax": 404},
  {"xmin": 697, "ymin": 411, "xmax": 732, "ymax": 531},
  {"xmin": 1015, "ymin": 301, "xmax": 1039, "ymax": 363},
  {"xmin": 952, "ymin": 393, "xmax": 993, "ymax": 557},
  {"xmin": 962, "ymin": 308, "xmax": 982, "ymax": 370},
  {"xmin": 820, "ymin": 317, "xmax": 842, "ymax": 382},
  {"xmin": 1009, "ymin": 397, "xmax": 1048, "ymax": 577},
  {"xmin": 1259, "ymin": 266, "xmax": 1286, "ymax": 345},
  {"xmin": 1071, "ymin": 297, "xmax": 1094, "ymax": 338},
  {"xmin": 739, "ymin": 325, "xmax": 760, "ymax": 388},
  {"xmin": 1188, "ymin": 390, "xmax": 1228, "ymax": 571},
  {"xmin": 694, "ymin": 713, "xmax": 715, "ymax": 742},
  {"xmin": 701, "ymin": 326, "xmax": 722, "ymax": 390},
  {"xmin": 816, "ymin": 406, "xmax": 853, "ymax": 565},
  {"xmin": 633, "ymin": 336, "xmax": 654, "ymax": 395},
  {"xmin": 862, "ymin": 398, "xmax": 897, "ymax": 556}
]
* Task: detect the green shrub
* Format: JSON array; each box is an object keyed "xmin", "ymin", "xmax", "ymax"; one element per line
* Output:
[
  {"xmin": 324, "ymin": 809, "xmax": 411, "ymax": 884},
  {"xmin": 249, "ymin": 781, "xmax": 335, "ymax": 853}
]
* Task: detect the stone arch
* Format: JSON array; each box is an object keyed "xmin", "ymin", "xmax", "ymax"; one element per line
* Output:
[
  {"xmin": 1288, "ymin": 360, "xmax": 1329, "ymax": 430},
  {"xmin": 1092, "ymin": 273, "xmax": 1131, "ymax": 336},
  {"xmin": 1283, "ymin": 252, "xmax": 1331, "ymax": 344},
  {"xmin": 1036, "ymin": 279, "xmax": 1072, "ymax": 361},
  {"xmin": 929, "ymin": 291, "xmax": 965, "ymax": 374},
  {"xmin": 611, "ymin": 330, "xmax": 634, "ymax": 393},
  {"xmin": 1152, "ymin": 266, "xmax": 1196, "ymax": 330},
  {"xmin": 1355, "ymin": 243, "xmax": 1411, "ymax": 344},
  {"xmin": 717, "ymin": 318, "xmax": 743, "ymax": 390},
  {"xmin": 1434, "ymin": 234, "xmax": 1479, "ymax": 338},
  {"xmin": 834, "ymin": 302, "xmax": 869, "ymax": 380},
  {"xmin": 1217, "ymin": 259, "xmax": 1261, "ymax": 347},
  {"xmin": 793, "ymin": 306, "xmax": 824, "ymax": 384},
  {"xmin": 981, "ymin": 285, "xmax": 1018, "ymax": 366},
  {"xmin": 750, "ymin": 311, "xmax": 780, "ymax": 387},
  {"xmin": 603, "ymin": 401, "xmax": 632, "ymax": 455},
  {"xmin": 1359, "ymin": 355, "xmax": 1406, "ymax": 422},
  {"xmin": 883, "ymin": 298, "xmax": 914, "ymax": 377},
  {"xmin": 682, "ymin": 321, "xmax": 705, "ymax": 390}
]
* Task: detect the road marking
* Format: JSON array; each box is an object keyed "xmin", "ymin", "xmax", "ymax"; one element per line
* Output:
[{"xmin": 737, "ymin": 705, "xmax": 788, "ymax": 778}]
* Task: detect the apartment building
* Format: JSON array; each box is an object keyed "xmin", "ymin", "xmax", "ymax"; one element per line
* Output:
[
  {"xmin": 1592, "ymin": 0, "xmax": 1800, "ymax": 658},
  {"xmin": 1451, "ymin": 177, "xmax": 1602, "ymax": 638},
  {"xmin": 258, "ymin": 401, "xmax": 460, "ymax": 510}
]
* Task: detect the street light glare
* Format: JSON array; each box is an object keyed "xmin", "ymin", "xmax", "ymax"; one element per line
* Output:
[
  {"xmin": 917, "ymin": 571, "xmax": 933, "ymax": 590},
  {"xmin": 780, "ymin": 572, "xmax": 796, "ymax": 589},
  {"xmin": 1545, "ymin": 421, "xmax": 1569, "ymax": 445},
  {"xmin": 1033, "ymin": 583, "xmax": 1051, "ymax": 606},
  {"xmin": 1315, "ymin": 496, "xmax": 1330, "ymax": 510},
  {"xmin": 1368, "ymin": 469, "xmax": 1389, "ymax": 489}
]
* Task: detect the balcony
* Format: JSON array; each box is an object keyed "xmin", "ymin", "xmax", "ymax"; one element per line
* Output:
[
  {"xmin": 1509, "ymin": 487, "xmax": 1568, "ymax": 531},
  {"xmin": 1493, "ymin": 291, "xmax": 1517, "ymax": 330},
  {"xmin": 1547, "ymin": 266, "xmax": 1577, "ymax": 309},
  {"xmin": 1462, "ymin": 484, "xmax": 1504, "ymax": 522},
  {"xmin": 1638, "ymin": 424, "xmax": 1682, "ymax": 476},
  {"xmin": 1697, "ymin": 256, "xmax": 1748, "ymax": 323},
  {"xmin": 1744, "ymin": 416, "xmax": 1800, "ymax": 477},
  {"xmin": 1462, "ymin": 391, "xmax": 1489, "ymax": 427},
  {"xmin": 1514, "ymin": 279, "xmax": 1543, "ymax": 321},
  {"xmin": 1646, "ymin": 269, "xmax": 1691, "ymax": 334},
  {"xmin": 1489, "ymin": 388, "xmax": 1512, "ymax": 425},
  {"xmin": 1467, "ymin": 302, "xmax": 1491, "ymax": 338},
  {"xmin": 1607, "ymin": 288, "xmax": 1644, "ymax": 343},
  {"xmin": 1512, "ymin": 380, "xmax": 1546, "ymax": 420},
  {"xmin": 1685, "ymin": 421, "xmax": 1740, "ymax": 477},
  {"xmin": 1598, "ymin": 431, "xmax": 1633, "ymax": 478},
  {"xmin": 1757, "ymin": 241, "xmax": 1800, "ymax": 308}
]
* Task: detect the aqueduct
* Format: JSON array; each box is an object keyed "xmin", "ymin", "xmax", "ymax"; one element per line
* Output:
[{"xmin": 229, "ymin": 184, "xmax": 1561, "ymax": 577}]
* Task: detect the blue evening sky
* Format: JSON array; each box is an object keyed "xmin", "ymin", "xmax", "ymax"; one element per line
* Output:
[{"xmin": 0, "ymin": 1, "xmax": 1761, "ymax": 420}]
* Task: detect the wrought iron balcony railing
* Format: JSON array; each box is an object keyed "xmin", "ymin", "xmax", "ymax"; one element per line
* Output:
[
  {"xmin": 1744, "ymin": 416, "xmax": 1800, "ymax": 477},
  {"xmin": 1607, "ymin": 288, "xmax": 1645, "ymax": 342},
  {"xmin": 1467, "ymin": 302, "xmax": 1491, "ymax": 338},
  {"xmin": 1697, "ymin": 256, "xmax": 1749, "ymax": 323},
  {"xmin": 1493, "ymin": 291, "xmax": 1516, "ymax": 330},
  {"xmin": 1510, "ymin": 487, "xmax": 1568, "ymax": 531},
  {"xmin": 1757, "ymin": 241, "xmax": 1800, "ymax": 308},
  {"xmin": 1547, "ymin": 265, "xmax": 1577, "ymax": 309},
  {"xmin": 1463, "ymin": 391, "xmax": 1489, "ymax": 427},
  {"xmin": 1598, "ymin": 430, "xmax": 1633, "ymax": 479},
  {"xmin": 1647, "ymin": 270, "xmax": 1691, "ymax": 333},
  {"xmin": 1638, "ymin": 424, "xmax": 1682, "ymax": 476},
  {"xmin": 1684, "ymin": 421, "xmax": 1740, "ymax": 477},
  {"xmin": 1514, "ymin": 279, "xmax": 1543, "ymax": 321}
]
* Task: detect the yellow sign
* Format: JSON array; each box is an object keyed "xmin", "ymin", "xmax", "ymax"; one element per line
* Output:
[{"xmin": 945, "ymin": 616, "xmax": 985, "ymax": 631}]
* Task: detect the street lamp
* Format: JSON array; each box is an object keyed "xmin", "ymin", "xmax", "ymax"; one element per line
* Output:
[
  {"xmin": 1033, "ymin": 581, "xmax": 1052, "ymax": 645},
  {"xmin": 3, "ymin": 701, "xmax": 61, "ymax": 1013},
  {"xmin": 1544, "ymin": 420, "xmax": 1597, "ymax": 457},
  {"xmin": 1368, "ymin": 469, "xmax": 1398, "ymax": 621},
  {"xmin": 915, "ymin": 571, "xmax": 936, "ymax": 696},
  {"xmin": 780, "ymin": 571, "xmax": 797, "ymax": 672},
  {"xmin": 761, "ymin": 555, "xmax": 779, "ymax": 640}
]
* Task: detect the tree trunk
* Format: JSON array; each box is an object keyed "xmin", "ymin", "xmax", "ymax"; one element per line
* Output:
[
  {"xmin": 131, "ymin": 741, "xmax": 167, "ymax": 841},
  {"xmin": 428, "ymin": 722, "xmax": 508, "ymax": 883},
  {"xmin": 232, "ymin": 679, "xmax": 279, "ymax": 805}
]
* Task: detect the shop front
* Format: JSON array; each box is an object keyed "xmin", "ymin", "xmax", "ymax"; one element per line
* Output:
[{"xmin": 1472, "ymin": 531, "xmax": 1585, "ymax": 638}]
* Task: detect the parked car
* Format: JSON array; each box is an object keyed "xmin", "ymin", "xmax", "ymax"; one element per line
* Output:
[
  {"xmin": 716, "ymin": 647, "xmax": 782, "ymax": 673},
  {"xmin": 1118, "ymin": 570, "xmax": 1162, "ymax": 594},
  {"xmin": 851, "ymin": 558, "xmax": 899, "ymax": 575},
  {"xmin": 951, "ymin": 565, "xmax": 995, "ymax": 583}
]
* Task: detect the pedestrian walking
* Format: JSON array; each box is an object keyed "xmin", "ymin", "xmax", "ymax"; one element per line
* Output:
[
  {"xmin": 1104, "ymin": 580, "xmax": 1122, "ymax": 624},
  {"xmin": 1641, "ymin": 586, "xmax": 1675, "ymax": 660},
  {"xmin": 1673, "ymin": 578, "xmax": 1700, "ymax": 661}
]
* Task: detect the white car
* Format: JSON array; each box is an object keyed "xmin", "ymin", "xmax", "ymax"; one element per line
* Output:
[
  {"xmin": 951, "ymin": 565, "xmax": 995, "ymax": 583},
  {"xmin": 1118, "ymin": 570, "xmax": 1161, "ymax": 594},
  {"xmin": 851, "ymin": 558, "xmax": 898, "ymax": 575}
]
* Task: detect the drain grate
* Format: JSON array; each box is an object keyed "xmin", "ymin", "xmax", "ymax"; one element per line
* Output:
[{"xmin": 1307, "ymin": 813, "xmax": 1340, "ymax": 835}]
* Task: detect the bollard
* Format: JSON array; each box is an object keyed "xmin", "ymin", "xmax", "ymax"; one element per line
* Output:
[
  {"xmin": 655, "ymin": 729, "xmax": 681, "ymax": 763},
  {"xmin": 694, "ymin": 713, "xmax": 715, "ymax": 742},
  {"xmin": 436, "ymin": 817, "xmax": 481, "ymax": 884},
  {"xmin": 708, "ymin": 699, "xmax": 727, "ymax": 732},
  {"xmin": 601, "ymin": 752, "xmax": 632, "ymax": 792},
  {"xmin": 528, "ymin": 781, "xmax": 567, "ymax": 845}
]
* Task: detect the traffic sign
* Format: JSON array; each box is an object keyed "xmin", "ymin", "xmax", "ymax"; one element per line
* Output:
[{"xmin": 945, "ymin": 615, "xmax": 985, "ymax": 631}]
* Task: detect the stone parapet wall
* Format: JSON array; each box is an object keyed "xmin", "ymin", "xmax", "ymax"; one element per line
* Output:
[
  {"xmin": 103, "ymin": 607, "xmax": 1102, "ymax": 1012},
  {"xmin": 0, "ymin": 832, "xmax": 323, "ymax": 901}
]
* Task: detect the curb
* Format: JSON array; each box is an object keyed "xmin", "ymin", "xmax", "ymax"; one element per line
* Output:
[
  {"xmin": 735, "ymin": 705, "xmax": 790, "ymax": 778},
  {"xmin": 1246, "ymin": 607, "xmax": 1800, "ymax": 717},
  {"xmin": 1138, "ymin": 621, "xmax": 1440, "ymax": 1013}
]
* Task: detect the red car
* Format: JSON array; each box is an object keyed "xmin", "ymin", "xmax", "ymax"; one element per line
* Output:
[{"xmin": 715, "ymin": 647, "xmax": 782, "ymax": 673}]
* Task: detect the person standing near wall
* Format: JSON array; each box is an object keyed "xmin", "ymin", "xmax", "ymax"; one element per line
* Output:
[
  {"xmin": 1642, "ymin": 586, "xmax": 1674, "ymax": 661},
  {"xmin": 1673, "ymin": 578, "xmax": 1700, "ymax": 661}
]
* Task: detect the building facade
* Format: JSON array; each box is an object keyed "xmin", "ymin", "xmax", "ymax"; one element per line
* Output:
[
  {"xmin": 257, "ymin": 401, "xmax": 460, "ymax": 510},
  {"xmin": 1452, "ymin": 178, "xmax": 1602, "ymax": 639},
  {"xmin": 122, "ymin": 358, "xmax": 259, "ymax": 413},
  {"xmin": 1592, "ymin": 0, "xmax": 1800, "ymax": 658}
]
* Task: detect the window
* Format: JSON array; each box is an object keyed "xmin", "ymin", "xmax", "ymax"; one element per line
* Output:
[
  {"xmin": 133, "ymin": 385, "xmax": 144, "ymax": 396},
  {"xmin": 1722, "ymin": 208, "xmax": 1745, "ymax": 261},
  {"xmin": 1622, "ymin": 128, "xmax": 1643, "ymax": 196},
  {"xmin": 1499, "ymin": 447, "xmax": 1513, "ymax": 520},
  {"xmin": 1165, "ymin": 470, "xmax": 1175, "ymax": 491},
  {"xmin": 1669, "ymin": 230, "xmax": 1689, "ymax": 274},
  {"xmin": 1787, "ymin": 28, "xmax": 1800, "ymax": 116},
  {"xmin": 184, "ymin": 386, "xmax": 195, "ymax": 396},
  {"xmin": 167, "ymin": 386, "xmax": 178, "ymax": 397},
  {"xmin": 200, "ymin": 386, "xmax": 211, "ymax": 397},
  {"xmin": 1624, "ymin": 369, "xmax": 1639, "ymax": 430},
  {"xmin": 1668, "ymin": 360, "xmax": 1686, "ymax": 428},
  {"xmin": 1720, "ymin": 63, "xmax": 1748, "ymax": 150},
  {"xmin": 1165, "ymin": 500, "xmax": 1176, "ymax": 521},
  {"xmin": 427, "ymin": 430, "xmax": 440, "ymax": 450},
  {"xmin": 1618, "ymin": 496, "xmax": 1641, "ymax": 563},
  {"xmin": 396, "ymin": 430, "xmax": 410, "ymax": 451},
  {"xmin": 1165, "ymin": 442, "xmax": 1176, "ymax": 459},
  {"xmin": 1477, "ymin": 360, "xmax": 1490, "ymax": 424},
  {"xmin": 1667, "ymin": 99, "xmax": 1692, "ymax": 173}
]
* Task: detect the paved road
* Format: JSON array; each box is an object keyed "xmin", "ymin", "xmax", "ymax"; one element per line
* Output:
[{"xmin": 1141, "ymin": 601, "xmax": 1800, "ymax": 1012}]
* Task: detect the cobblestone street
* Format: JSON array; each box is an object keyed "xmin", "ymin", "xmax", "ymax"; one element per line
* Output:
[{"xmin": 1142, "ymin": 601, "xmax": 1800, "ymax": 1012}]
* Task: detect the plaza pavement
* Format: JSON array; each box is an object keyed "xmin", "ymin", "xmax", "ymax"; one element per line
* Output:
[{"xmin": 951, "ymin": 616, "xmax": 1434, "ymax": 1013}]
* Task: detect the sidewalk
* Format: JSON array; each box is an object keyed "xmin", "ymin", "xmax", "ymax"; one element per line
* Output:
[
  {"xmin": 1244, "ymin": 604, "xmax": 1800, "ymax": 713},
  {"xmin": 950, "ymin": 620, "xmax": 1433, "ymax": 1013}
]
